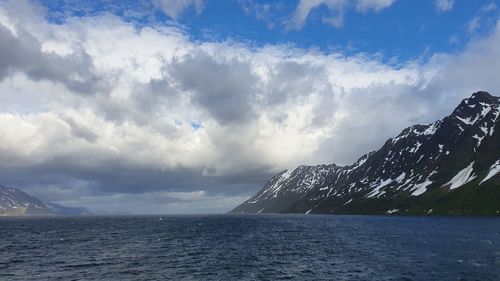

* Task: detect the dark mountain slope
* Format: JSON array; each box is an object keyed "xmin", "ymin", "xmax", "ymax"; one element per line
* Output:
[{"xmin": 231, "ymin": 91, "xmax": 500, "ymax": 215}]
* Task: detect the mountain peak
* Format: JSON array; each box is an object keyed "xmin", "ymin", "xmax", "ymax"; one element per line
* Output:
[
  {"xmin": 0, "ymin": 185, "xmax": 53, "ymax": 215},
  {"xmin": 451, "ymin": 91, "xmax": 499, "ymax": 122},
  {"xmin": 470, "ymin": 91, "xmax": 492, "ymax": 100},
  {"xmin": 232, "ymin": 91, "xmax": 500, "ymax": 215},
  {"xmin": 461, "ymin": 91, "xmax": 498, "ymax": 106}
]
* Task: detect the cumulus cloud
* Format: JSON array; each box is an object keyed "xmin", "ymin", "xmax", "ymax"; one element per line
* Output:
[
  {"xmin": 1, "ymin": 0, "xmax": 500, "ymax": 213},
  {"xmin": 434, "ymin": 0, "xmax": 454, "ymax": 12},
  {"xmin": 168, "ymin": 51, "xmax": 258, "ymax": 125},
  {"xmin": 154, "ymin": 0, "xmax": 204, "ymax": 20},
  {"xmin": 0, "ymin": 20, "xmax": 102, "ymax": 94}
]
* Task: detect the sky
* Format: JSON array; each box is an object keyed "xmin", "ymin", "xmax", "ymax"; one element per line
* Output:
[{"xmin": 0, "ymin": 0, "xmax": 499, "ymax": 214}]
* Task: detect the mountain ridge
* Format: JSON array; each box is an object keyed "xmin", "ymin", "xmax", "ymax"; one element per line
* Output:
[
  {"xmin": 0, "ymin": 185, "xmax": 94, "ymax": 216},
  {"xmin": 45, "ymin": 202, "xmax": 95, "ymax": 216},
  {"xmin": 0, "ymin": 185, "xmax": 53, "ymax": 215},
  {"xmin": 231, "ymin": 91, "xmax": 500, "ymax": 215}
]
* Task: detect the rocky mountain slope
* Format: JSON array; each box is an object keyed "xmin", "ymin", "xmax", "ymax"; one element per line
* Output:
[
  {"xmin": 231, "ymin": 91, "xmax": 500, "ymax": 215},
  {"xmin": 0, "ymin": 185, "xmax": 53, "ymax": 215},
  {"xmin": 0, "ymin": 186, "xmax": 95, "ymax": 216}
]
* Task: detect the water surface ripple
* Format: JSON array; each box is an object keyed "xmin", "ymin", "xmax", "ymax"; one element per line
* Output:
[{"xmin": 0, "ymin": 215, "xmax": 499, "ymax": 280}]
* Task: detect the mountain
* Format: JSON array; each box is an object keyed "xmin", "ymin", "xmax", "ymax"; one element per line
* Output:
[
  {"xmin": 0, "ymin": 186, "xmax": 95, "ymax": 216},
  {"xmin": 45, "ymin": 202, "xmax": 95, "ymax": 216},
  {"xmin": 0, "ymin": 185, "xmax": 53, "ymax": 215},
  {"xmin": 231, "ymin": 91, "xmax": 500, "ymax": 216}
]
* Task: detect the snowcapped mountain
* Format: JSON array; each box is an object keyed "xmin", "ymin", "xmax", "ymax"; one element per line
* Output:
[
  {"xmin": 0, "ymin": 185, "xmax": 96, "ymax": 216},
  {"xmin": 0, "ymin": 185, "xmax": 53, "ymax": 215},
  {"xmin": 231, "ymin": 91, "xmax": 500, "ymax": 215}
]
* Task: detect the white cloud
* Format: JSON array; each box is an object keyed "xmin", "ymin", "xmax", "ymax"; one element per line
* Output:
[
  {"xmin": 481, "ymin": 2, "xmax": 497, "ymax": 13},
  {"xmin": 154, "ymin": 0, "xmax": 204, "ymax": 20},
  {"xmin": 355, "ymin": 0, "xmax": 396, "ymax": 12},
  {"xmin": 1, "ymin": 1, "xmax": 500, "ymax": 213},
  {"xmin": 466, "ymin": 3, "xmax": 498, "ymax": 35},
  {"xmin": 288, "ymin": 0, "xmax": 395, "ymax": 30},
  {"xmin": 289, "ymin": 0, "xmax": 348, "ymax": 30},
  {"xmin": 468, "ymin": 17, "xmax": 481, "ymax": 34},
  {"xmin": 239, "ymin": 0, "xmax": 276, "ymax": 29},
  {"xmin": 434, "ymin": 0, "xmax": 454, "ymax": 12},
  {"xmin": 448, "ymin": 34, "xmax": 459, "ymax": 45}
]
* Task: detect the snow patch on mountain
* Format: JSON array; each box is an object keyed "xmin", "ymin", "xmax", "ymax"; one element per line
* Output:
[
  {"xmin": 422, "ymin": 121, "xmax": 441, "ymax": 136},
  {"xmin": 480, "ymin": 160, "xmax": 500, "ymax": 185},
  {"xmin": 411, "ymin": 179, "xmax": 433, "ymax": 196},
  {"xmin": 366, "ymin": 178, "xmax": 393, "ymax": 198},
  {"xmin": 386, "ymin": 209, "xmax": 399, "ymax": 214},
  {"xmin": 455, "ymin": 115, "xmax": 477, "ymax": 126},
  {"xmin": 409, "ymin": 141, "xmax": 422, "ymax": 153},
  {"xmin": 266, "ymin": 170, "xmax": 292, "ymax": 198},
  {"xmin": 443, "ymin": 162, "xmax": 476, "ymax": 190},
  {"xmin": 472, "ymin": 134, "xmax": 485, "ymax": 146},
  {"xmin": 409, "ymin": 169, "xmax": 435, "ymax": 196},
  {"xmin": 395, "ymin": 172, "xmax": 406, "ymax": 182}
]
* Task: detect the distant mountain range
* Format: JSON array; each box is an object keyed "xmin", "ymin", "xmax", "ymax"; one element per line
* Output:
[
  {"xmin": 231, "ymin": 91, "xmax": 500, "ymax": 215},
  {"xmin": 0, "ymin": 185, "xmax": 94, "ymax": 216},
  {"xmin": 45, "ymin": 202, "xmax": 95, "ymax": 216}
]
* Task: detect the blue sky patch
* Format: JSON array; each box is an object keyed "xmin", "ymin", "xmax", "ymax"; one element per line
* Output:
[{"xmin": 40, "ymin": 0, "xmax": 499, "ymax": 62}]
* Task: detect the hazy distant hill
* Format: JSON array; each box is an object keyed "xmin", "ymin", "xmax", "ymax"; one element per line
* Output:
[
  {"xmin": 232, "ymin": 91, "xmax": 500, "ymax": 215},
  {"xmin": 45, "ymin": 202, "xmax": 95, "ymax": 216},
  {"xmin": 0, "ymin": 186, "xmax": 53, "ymax": 215}
]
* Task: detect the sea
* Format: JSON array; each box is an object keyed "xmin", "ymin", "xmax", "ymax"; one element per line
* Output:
[{"xmin": 0, "ymin": 214, "xmax": 499, "ymax": 280}]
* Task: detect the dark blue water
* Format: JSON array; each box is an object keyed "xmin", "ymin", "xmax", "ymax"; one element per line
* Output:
[{"xmin": 0, "ymin": 215, "xmax": 499, "ymax": 280}]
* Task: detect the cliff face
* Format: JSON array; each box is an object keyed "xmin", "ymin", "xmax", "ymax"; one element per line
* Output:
[
  {"xmin": 0, "ymin": 186, "xmax": 53, "ymax": 215},
  {"xmin": 232, "ymin": 91, "xmax": 500, "ymax": 215}
]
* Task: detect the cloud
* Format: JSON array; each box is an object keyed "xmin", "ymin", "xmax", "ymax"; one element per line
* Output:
[
  {"xmin": 466, "ymin": 2, "xmax": 498, "ymax": 35},
  {"xmin": 468, "ymin": 17, "xmax": 481, "ymax": 34},
  {"xmin": 288, "ymin": 0, "xmax": 395, "ymax": 30},
  {"xmin": 239, "ymin": 0, "xmax": 277, "ymax": 29},
  {"xmin": 288, "ymin": 0, "xmax": 348, "ymax": 30},
  {"xmin": 1, "ymin": 1, "xmax": 500, "ymax": 213},
  {"xmin": 481, "ymin": 2, "xmax": 497, "ymax": 13},
  {"xmin": 0, "ymin": 20, "xmax": 102, "ymax": 94},
  {"xmin": 434, "ymin": 0, "xmax": 454, "ymax": 12},
  {"xmin": 355, "ymin": 0, "xmax": 396, "ymax": 12},
  {"xmin": 26, "ymin": 186, "xmax": 250, "ymax": 214},
  {"xmin": 154, "ymin": 0, "xmax": 204, "ymax": 20},
  {"xmin": 167, "ymin": 51, "xmax": 258, "ymax": 125}
]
